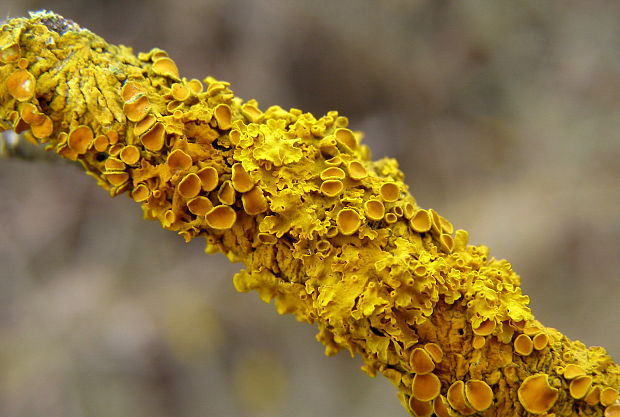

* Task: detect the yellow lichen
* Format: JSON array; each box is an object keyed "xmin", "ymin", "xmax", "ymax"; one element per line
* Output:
[
  {"xmin": 364, "ymin": 199, "xmax": 385, "ymax": 221},
  {"xmin": 1, "ymin": 12, "xmax": 618, "ymax": 417},
  {"xmin": 410, "ymin": 347, "xmax": 435, "ymax": 375},
  {"xmin": 432, "ymin": 396, "xmax": 450, "ymax": 417},
  {"xmin": 411, "ymin": 373, "xmax": 441, "ymax": 402},
  {"xmin": 465, "ymin": 379, "xmax": 494, "ymax": 411},
  {"xmin": 380, "ymin": 181, "xmax": 400, "ymax": 202},
  {"xmin": 68, "ymin": 125, "xmax": 93, "ymax": 155},
  {"xmin": 518, "ymin": 374, "xmax": 559, "ymax": 414},
  {"xmin": 533, "ymin": 332, "xmax": 550, "ymax": 350},
  {"xmin": 336, "ymin": 208, "xmax": 362, "ymax": 235},
  {"xmin": 447, "ymin": 380, "xmax": 476, "ymax": 415},
  {"xmin": 320, "ymin": 179, "xmax": 344, "ymax": 197},
  {"xmin": 231, "ymin": 162, "xmax": 254, "ymax": 192},
  {"xmin": 187, "ymin": 196, "xmax": 214, "ymax": 216},
  {"xmin": 197, "ymin": 166, "xmax": 219, "ymax": 191},
  {"xmin": 601, "ymin": 387, "xmax": 619, "ymax": 407},
  {"xmin": 152, "ymin": 57, "xmax": 179, "ymax": 79},
  {"xmin": 167, "ymin": 149, "xmax": 193, "ymax": 171},
  {"xmin": 423, "ymin": 343, "xmax": 443, "ymax": 363},
  {"xmin": 410, "ymin": 209, "xmax": 432, "ymax": 233},
  {"xmin": 178, "ymin": 173, "xmax": 202, "ymax": 199},
  {"xmin": 606, "ymin": 404, "xmax": 620, "ymax": 417},
  {"xmin": 205, "ymin": 205, "xmax": 236, "ymax": 230},
  {"xmin": 6, "ymin": 69, "xmax": 35, "ymax": 101},
  {"xmin": 408, "ymin": 396, "xmax": 433, "ymax": 417},
  {"xmin": 570, "ymin": 376, "xmax": 593, "ymax": 399},
  {"xmin": 565, "ymin": 364, "xmax": 587, "ymax": 380},
  {"xmin": 241, "ymin": 187, "xmax": 268, "ymax": 215},
  {"xmin": 140, "ymin": 122, "xmax": 165, "ymax": 151},
  {"xmin": 119, "ymin": 145, "xmax": 141, "ymax": 165},
  {"xmin": 514, "ymin": 333, "xmax": 534, "ymax": 356},
  {"xmin": 347, "ymin": 160, "xmax": 367, "ymax": 180}
]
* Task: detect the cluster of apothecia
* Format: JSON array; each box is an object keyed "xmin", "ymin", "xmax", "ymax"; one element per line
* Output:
[{"xmin": 1, "ymin": 12, "xmax": 618, "ymax": 417}]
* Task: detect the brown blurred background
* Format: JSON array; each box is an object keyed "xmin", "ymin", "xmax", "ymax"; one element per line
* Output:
[{"xmin": 1, "ymin": 1, "xmax": 619, "ymax": 416}]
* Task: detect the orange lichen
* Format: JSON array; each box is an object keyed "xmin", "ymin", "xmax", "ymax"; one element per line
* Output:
[
  {"xmin": 6, "ymin": 69, "xmax": 35, "ymax": 101},
  {"xmin": 30, "ymin": 115, "xmax": 53, "ymax": 139},
  {"xmin": 106, "ymin": 130, "xmax": 119, "ymax": 145},
  {"xmin": 380, "ymin": 182, "xmax": 400, "ymax": 202},
  {"xmin": 241, "ymin": 102, "xmax": 262, "ymax": 122},
  {"xmin": 439, "ymin": 233, "xmax": 454, "ymax": 252},
  {"xmin": 187, "ymin": 196, "xmax": 214, "ymax": 216},
  {"xmin": 205, "ymin": 205, "xmax": 236, "ymax": 230},
  {"xmin": 217, "ymin": 180, "xmax": 236, "ymax": 205},
  {"xmin": 606, "ymin": 404, "xmax": 620, "ymax": 417},
  {"xmin": 412, "ymin": 373, "xmax": 441, "ymax": 402},
  {"xmin": 171, "ymin": 83, "xmax": 191, "ymax": 101},
  {"xmin": 447, "ymin": 380, "xmax": 476, "ymax": 415},
  {"xmin": 320, "ymin": 166, "xmax": 346, "ymax": 180},
  {"xmin": 423, "ymin": 343, "xmax": 443, "ymax": 364},
  {"xmin": 131, "ymin": 184, "xmax": 150, "ymax": 202},
  {"xmin": 320, "ymin": 180, "xmax": 344, "ymax": 197},
  {"xmin": 472, "ymin": 335, "xmax": 486, "ymax": 349},
  {"xmin": 0, "ymin": 42, "xmax": 20, "ymax": 63},
  {"xmin": 20, "ymin": 102, "xmax": 45, "ymax": 125},
  {"xmin": 187, "ymin": 79, "xmax": 203, "ymax": 94},
  {"xmin": 68, "ymin": 125, "xmax": 93, "ymax": 154},
  {"xmin": 336, "ymin": 208, "xmax": 362, "ymax": 235},
  {"xmin": 178, "ymin": 173, "xmax": 202, "ymax": 199},
  {"xmin": 410, "ymin": 348, "xmax": 435, "ymax": 375},
  {"xmin": 514, "ymin": 334, "xmax": 534, "ymax": 356},
  {"xmin": 564, "ymin": 364, "xmax": 587, "ymax": 380},
  {"xmin": 231, "ymin": 163, "xmax": 254, "ymax": 192},
  {"xmin": 385, "ymin": 212, "xmax": 398, "ymax": 224},
  {"xmin": 2, "ymin": 13, "xmax": 619, "ymax": 417},
  {"xmin": 364, "ymin": 199, "xmax": 385, "ymax": 220},
  {"xmin": 347, "ymin": 160, "xmax": 367, "ymax": 180},
  {"xmin": 570, "ymin": 376, "xmax": 593, "ymax": 399},
  {"xmin": 465, "ymin": 379, "xmax": 494, "ymax": 411},
  {"xmin": 133, "ymin": 114, "xmax": 156, "ymax": 136},
  {"xmin": 242, "ymin": 187, "xmax": 268, "ymax": 215},
  {"xmin": 410, "ymin": 209, "xmax": 432, "ymax": 233},
  {"xmin": 167, "ymin": 149, "xmax": 193, "ymax": 171},
  {"xmin": 408, "ymin": 396, "xmax": 433, "ymax": 417},
  {"xmin": 334, "ymin": 127, "xmax": 357, "ymax": 151},
  {"xmin": 104, "ymin": 158, "xmax": 126, "ymax": 172},
  {"xmin": 214, "ymin": 103, "xmax": 232, "ymax": 130},
  {"xmin": 533, "ymin": 332, "xmax": 549, "ymax": 350},
  {"xmin": 119, "ymin": 145, "xmax": 141, "ymax": 165},
  {"xmin": 584, "ymin": 386, "xmax": 600, "ymax": 406},
  {"xmin": 518, "ymin": 374, "xmax": 559, "ymax": 414},
  {"xmin": 152, "ymin": 57, "xmax": 179, "ymax": 78},
  {"xmin": 432, "ymin": 396, "xmax": 450, "ymax": 417},
  {"xmin": 197, "ymin": 166, "xmax": 219, "ymax": 191},
  {"xmin": 121, "ymin": 81, "xmax": 146, "ymax": 101},
  {"xmin": 140, "ymin": 122, "xmax": 165, "ymax": 151},
  {"xmin": 473, "ymin": 319, "xmax": 496, "ymax": 336},
  {"xmin": 93, "ymin": 135, "xmax": 109, "ymax": 152},
  {"xmin": 104, "ymin": 172, "xmax": 129, "ymax": 187},
  {"xmin": 601, "ymin": 387, "xmax": 618, "ymax": 407},
  {"xmin": 123, "ymin": 94, "xmax": 150, "ymax": 122}
]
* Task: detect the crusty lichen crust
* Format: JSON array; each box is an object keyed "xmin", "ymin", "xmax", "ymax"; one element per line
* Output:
[{"xmin": 1, "ymin": 11, "xmax": 619, "ymax": 417}]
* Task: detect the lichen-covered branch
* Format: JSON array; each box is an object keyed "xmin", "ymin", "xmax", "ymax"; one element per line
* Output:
[{"xmin": 1, "ymin": 11, "xmax": 618, "ymax": 417}]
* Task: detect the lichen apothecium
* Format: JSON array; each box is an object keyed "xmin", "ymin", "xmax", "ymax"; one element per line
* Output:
[{"xmin": 1, "ymin": 11, "xmax": 618, "ymax": 416}]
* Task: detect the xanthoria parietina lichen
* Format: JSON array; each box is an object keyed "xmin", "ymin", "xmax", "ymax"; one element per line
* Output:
[{"xmin": 1, "ymin": 11, "xmax": 619, "ymax": 417}]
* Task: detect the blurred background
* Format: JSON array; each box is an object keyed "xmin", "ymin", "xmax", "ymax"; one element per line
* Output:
[{"xmin": 1, "ymin": 1, "xmax": 619, "ymax": 416}]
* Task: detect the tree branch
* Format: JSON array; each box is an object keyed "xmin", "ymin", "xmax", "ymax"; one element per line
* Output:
[{"xmin": 1, "ymin": 11, "xmax": 618, "ymax": 416}]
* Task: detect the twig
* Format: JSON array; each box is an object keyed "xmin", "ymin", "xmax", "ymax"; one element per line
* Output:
[{"xmin": 1, "ymin": 11, "xmax": 618, "ymax": 416}]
